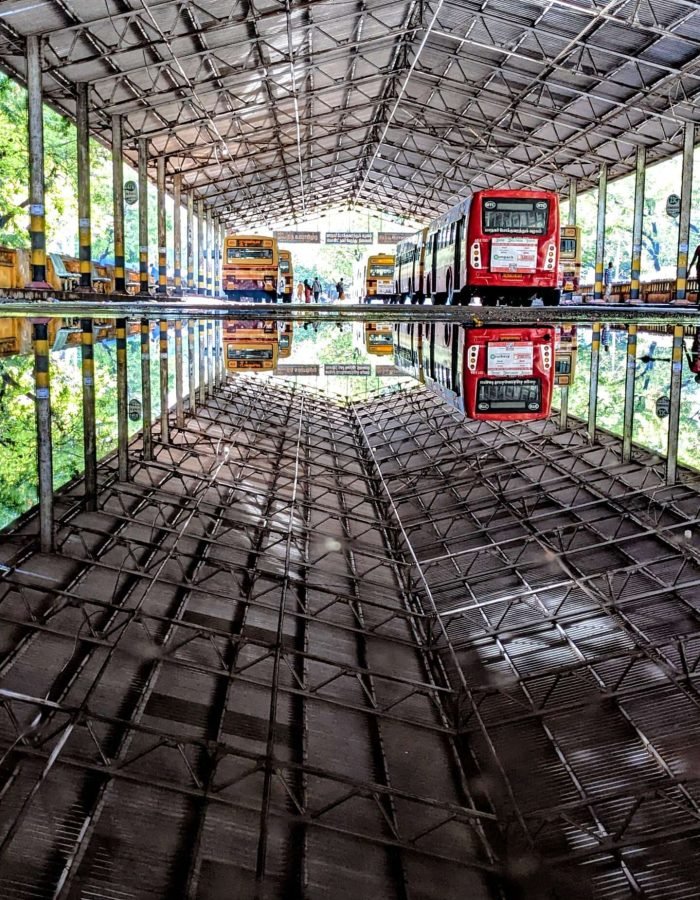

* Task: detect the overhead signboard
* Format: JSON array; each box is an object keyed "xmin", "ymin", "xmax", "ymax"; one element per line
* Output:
[
  {"xmin": 325, "ymin": 232, "xmax": 373, "ymax": 245},
  {"xmin": 275, "ymin": 364, "xmax": 320, "ymax": 376},
  {"xmin": 124, "ymin": 180, "xmax": 138, "ymax": 205},
  {"xmin": 375, "ymin": 365, "xmax": 402, "ymax": 376},
  {"xmin": 378, "ymin": 232, "xmax": 411, "ymax": 245},
  {"xmin": 273, "ymin": 231, "xmax": 321, "ymax": 243},
  {"xmin": 324, "ymin": 364, "xmax": 372, "ymax": 376}
]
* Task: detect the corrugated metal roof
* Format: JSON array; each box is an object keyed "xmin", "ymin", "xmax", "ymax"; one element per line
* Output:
[{"xmin": 0, "ymin": 0, "xmax": 699, "ymax": 228}]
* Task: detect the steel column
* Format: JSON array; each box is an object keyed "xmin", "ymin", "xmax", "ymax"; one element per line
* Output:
[
  {"xmin": 594, "ymin": 166, "xmax": 608, "ymax": 301},
  {"xmin": 587, "ymin": 322, "xmax": 601, "ymax": 441},
  {"xmin": 116, "ymin": 318, "xmax": 129, "ymax": 481},
  {"xmin": 111, "ymin": 115, "xmax": 126, "ymax": 293},
  {"xmin": 568, "ymin": 178, "xmax": 577, "ymax": 226},
  {"xmin": 197, "ymin": 200, "xmax": 205, "ymax": 296},
  {"xmin": 666, "ymin": 325, "xmax": 684, "ymax": 484},
  {"xmin": 175, "ymin": 319, "xmax": 184, "ymax": 428},
  {"xmin": 205, "ymin": 208, "xmax": 213, "ymax": 297},
  {"xmin": 621, "ymin": 324, "xmax": 637, "ymax": 463},
  {"xmin": 32, "ymin": 321, "xmax": 54, "ymax": 551},
  {"xmin": 188, "ymin": 319, "xmax": 196, "ymax": 411},
  {"xmin": 76, "ymin": 83, "xmax": 92, "ymax": 291},
  {"xmin": 81, "ymin": 318, "xmax": 97, "ymax": 509},
  {"xmin": 206, "ymin": 319, "xmax": 214, "ymax": 396},
  {"xmin": 157, "ymin": 157, "xmax": 167, "ymax": 296},
  {"xmin": 26, "ymin": 36, "xmax": 50, "ymax": 288},
  {"xmin": 213, "ymin": 218, "xmax": 221, "ymax": 298},
  {"xmin": 140, "ymin": 318, "xmax": 153, "ymax": 460},
  {"xmin": 198, "ymin": 319, "xmax": 206, "ymax": 405},
  {"xmin": 187, "ymin": 193, "xmax": 194, "ymax": 292},
  {"xmin": 138, "ymin": 138, "xmax": 149, "ymax": 295},
  {"xmin": 630, "ymin": 148, "xmax": 646, "ymax": 302},
  {"xmin": 675, "ymin": 124, "xmax": 695, "ymax": 301},
  {"xmin": 558, "ymin": 387, "xmax": 569, "ymax": 431},
  {"xmin": 214, "ymin": 319, "xmax": 222, "ymax": 390},
  {"xmin": 160, "ymin": 319, "xmax": 169, "ymax": 442},
  {"xmin": 173, "ymin": 174, "xmax": 182, "ymax": 296}
]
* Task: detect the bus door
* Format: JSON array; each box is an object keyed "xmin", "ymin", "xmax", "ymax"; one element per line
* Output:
[
  {"xmin": 463, "ymin": 326, "xmax": 556, "ymax": 421},
  {"xmin": 453, "ymin": 217, "xmax": 464, "ymax": 293}
]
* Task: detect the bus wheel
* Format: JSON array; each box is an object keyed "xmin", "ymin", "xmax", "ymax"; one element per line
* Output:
[{"xmin": 542, "ymin": 289, "xmax": 561, "ymax": 306}]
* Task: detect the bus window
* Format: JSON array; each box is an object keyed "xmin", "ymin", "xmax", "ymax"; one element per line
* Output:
[{"xmin": 482, "ymin": 198, "xmax": 549, "ymax": 235}]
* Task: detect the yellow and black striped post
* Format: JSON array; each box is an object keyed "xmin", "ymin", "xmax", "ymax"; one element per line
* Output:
[
  {"xmin": 173, "ymin": 174, "xmax": 182, "ymax": 296},
  {"xmin": 116, "ymin": 318, "xmax": 129, "ymax": 480},
  {"xmin": 81, "ymin": 319, "xmax": 97, "ymax": 508},
  {"xmin": 112, "ymin": 116, "xmax": 127, "ymax": 294},
  {"xmin": 77, "ymin": 84, "xmax": 92, "ymax": 291},
  {"xmin": 157, "ymin": 157, "xmax": 167, "ymax": 297},
  {"xmin": 159, "ymin": 319, "xmax": 169, "ymax": 442},
  {"xmin": 175, "ymin": 319, "xmax": 184, "ymax": 428},
  {"xmin": 187, "ymin": 193, "xmax": 195, "ymax": 292},
  {"xmin": 140, "ymin": 318, "xmax": 153, "ymax": 459},
  {"xmin": 32, "ymin": 320, "xmax": 54, "ymax": 551},
  {"xmin": 630, "ymin": 148, "xmax": 645, "ymax": 302},
  {"xmin": 138, "ymin": 138, "xmax": 150, "ymax": 295},
  {"xmin": 26, "ymin": 37, "xmax": 51, "ymax": 289},
  {"xmin": 666, "ymin": 324, "xmax": 685, "ymax": 484},
  {"xmin": 593, "ymin": 165, "xmax": 607, "ymax": 302}
]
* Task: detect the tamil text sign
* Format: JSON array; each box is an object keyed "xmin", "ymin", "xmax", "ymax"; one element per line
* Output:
[
  {"xmin": 378, "ymin": 232, "xmax": 411, "ymax": 245},
  {"xmin": 325, "ymin": 364, "xmax": 372, "ymax": 376},
  {"xmin": 274, "ymin": 231, "xmax": 321, "ymax": 243},
  {"xmin": 276, "ymin": 364, "xmax": 320, "ymax": 376},
  {"xmin": 325, "ymin": 232, "xmax": 373, "ymax": 245}
]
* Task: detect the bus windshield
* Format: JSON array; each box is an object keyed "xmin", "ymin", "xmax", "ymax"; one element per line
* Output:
[
  {"xmin": 227, "ymin": 346, "xmax": 274, "ymax": 361},
  {"xmin": 369, "ymin": 264, "xmax": 394, "ymax": 277},
  {"xmin": 482, "ymin": 199, "xmax": 549, "ymax": 235},
  {"xmin": 477, "ymin": 378, "xmax": 541, "ymax": 410},
  {"xmin": 227, "ymin": 247, "xmax": 273, "ymax": 261}
]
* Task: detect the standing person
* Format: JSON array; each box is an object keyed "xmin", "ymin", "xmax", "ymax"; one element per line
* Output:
[
  {"xmin": 688, "ymin": 243, "xmax": 700, "ymax": 284},
  {"xmin": 304, "ymin": 279, "xmax": 312, "ymax": 303},
  {"xmin": 603, "ymin": 261, "xmax": 614, "ymax": 299},
  {"xmin": 312, "ymin": 276, "xmax": 321, "ymax": 302},
  {"xmin": 336, "ymin": 278, "xmax": 345, "ymax": 300},
  {"xmin": 295, "ymin": 280, "xmax": 304, "ymax": 302}
]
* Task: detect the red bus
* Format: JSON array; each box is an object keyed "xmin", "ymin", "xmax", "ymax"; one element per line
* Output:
[
  {"xmin": 395, "ymin": 228, "xmax": 428, "ymax": 302},
  {"xmin": 426, "ymin": 189, "xmax": 561, "ymax": 306},
  {"xmin": 463, "ymin": 326, "xmax": 556, "ymax": 420}
]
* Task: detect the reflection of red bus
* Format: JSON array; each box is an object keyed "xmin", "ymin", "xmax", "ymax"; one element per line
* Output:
[
  {"xmin": 426, "ymin": 190, "xmax": 561, "ymax": 306},
  {"xmin": 463, "ymin": 326, "xmax": 556, "ymax": 420}
]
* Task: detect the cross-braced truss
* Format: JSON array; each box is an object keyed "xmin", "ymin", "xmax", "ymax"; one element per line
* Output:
[
  {"xmin": 354, "ymin": 385, "xmax": 700, "ymax": 898},
  {"xmin": 1, "ymin": 0, "xmax": 700, "ymax": 229}
]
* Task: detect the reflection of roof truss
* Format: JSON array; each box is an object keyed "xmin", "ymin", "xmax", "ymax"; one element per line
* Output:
[{"xmin": 1, "ymin": 0, "xmax": 699, "ymax": 229}]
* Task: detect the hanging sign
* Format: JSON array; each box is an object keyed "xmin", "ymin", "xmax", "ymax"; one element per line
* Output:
[
  {"xmin": 275, "ymin": 364, "xmax": 320, "ymax": 376},
  {"xmin": 325, "ymin": 364, "xmax": 371, "ymax": 375},
  {"xmin": 375, "ymin": 365, "xmax": 402, "ymax": 376},
  {"xmin": 325, "ymin": 232, "xmax": 373, "ymax": 245},
  {"xmin": 128, "ymin": 397, "xmax": 142, "ymax": 421},
  {"xmin": 124, "ymin": 180, "xmax": 138, "ymax": 205},
  {"xmin": 378, "ymin": 232, "xmax": 411, "ymax": 245},
  {"xmin": 655, "ymin": 396, "xmax": 670, "ymax": 418},
  {"xmin": 273, "ymin": 231, "xmax": 321, "ymax": 243}
]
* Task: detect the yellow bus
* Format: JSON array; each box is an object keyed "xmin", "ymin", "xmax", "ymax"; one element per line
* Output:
[
  {"xmin": 278, "ymin": 249, "xmax": 293, "ymax": 302},
  {"xmin": 223, "ymin": 234, "xmax": 279, "ymax": 302},
  {"xmin": 222, "ymin": 320, "xmax": 279, "ymax": 370},
  {"xmin": 560, "ymin": 226, "xmax": 582, "ymax": 294},
  {"xmin": 357, "ymin": 322, "xmax": 394, "ymax": 356},
  {"xmin": 278, "ymin": 322, "xmax": 293, "ymax": 358},
  {"xmin": 361, "ymin": 254, "xmax": 396, "ymax": 302}
]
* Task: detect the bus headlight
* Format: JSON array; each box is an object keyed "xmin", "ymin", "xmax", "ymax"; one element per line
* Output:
[{"xmin": 470, "ymin": 242, "xmax": 482, "ymax": 269}]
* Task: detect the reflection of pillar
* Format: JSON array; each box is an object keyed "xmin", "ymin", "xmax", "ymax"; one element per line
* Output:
[
  {"xmin": 675, "ymin": 124, "xmax": 695, "ymax": 301},
  {"xmin": 175, "ymin": 319, "xmax": 184, "ymax": 428},
  {"xmin": 173, "ymin": 173, "xmax": 182, "ymax": 296},
  {"xmin": 112, "ymin": 116, "xmax": 126, "ymax": 293},
  {"xmin": 26, "ymin": 36, "xmax": 51, "ymax": 288},
  {"xmin": 206, "ymin": 207, "xmax": 213, "ymax": 297},
  {"xmin": 666, "ymin": 325, "xmax": 684, "ymax": 484},
  {"xmin": 187, "ymin": 193, "xmax": 195, "ymax": 292},
  {"xmin": 188, "ymin": 320, "xmax": 196, "ymax": 411},
  {"xmin": 213, "ymin": 218, "xmax": 221, "ymax": 297},
  {"xmin": 587, "ymin": 322, "xmax": 601, "ymax": 441},
  {"xmin": 76, "ymin": 84, "xmax": 92, "ymax": 290},
  {"xmin": 157, "ymin": 157, "xmax": 167, "ymax": 296},
  {"xmin": 160, "ymin": 319, "xmax": 169, "ymax": 442},
  {"xmin": 32, "ymin": 320, "xmax": 54, "ymax": 551},
  {"xmin": 81, "ymin": 319, "xmax": 97, "ymax": 509},
  {"xmin": 197, "ymin": 200, "xmax": 205, "ymax": 295},
  {"xmin": 140, "ymin": 319, "xmax": 153, "ymax": 459},
  {"xmin": 568, "ymin": 178, "xmax": 577, "ymax": 226},
  {"xmin": 198, "ymin": 319, "xmax": 206, "ymax": 405},
  {"xmin": 622, "ymin": 325, "xmax": 637, "ymax": 463},
  {"xmin": 138, "ymin": 139, "xmax": 149, "ymax": 295},
  {"xmin": 630, "ymin": 148, "xmax": 646, "ymax": 302},
  {"xmin": 593, "ymin": 166, "xmax": 607, "ymax": 301},
  {"xmin": 116, "ymin": 318, "xmax": 129, "ymax": 481}
]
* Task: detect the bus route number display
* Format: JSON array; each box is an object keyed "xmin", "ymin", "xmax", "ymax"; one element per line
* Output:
[
  {"xmin": 487, "ymin": 341, "xmax": 534, "ymax": 376},
  {"xmin": 490, "ymin": 238, "xmax": 538, "ymax": 273}
]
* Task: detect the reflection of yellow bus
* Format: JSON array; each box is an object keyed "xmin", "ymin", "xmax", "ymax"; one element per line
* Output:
[
  {"xmin": 222, "ymin": 235, "xmax": 279, "ymax": 301},
  {"xmin": 278, "ymin": 322, "xmax": 293, "ymax": 358},
  {"xmin": 278, "ymin": 250, "xmax": 293, "ymax": 302},
  {"xmin": 360, "ymin": 254, "xmax": 396, "ymax": 302},
  {"xmin": 554, "ymin": 324, "xmax": 577, "ymax": 386},
  {"xmin": 222, "ymin": 320, "xmax": 278, "ymax": 370},
  {"xmin": 364, "ymin": 322, "xmax": 394, "ymax": 356},
  {"xmin": 560, "ymin": 226, "xmax": 582, "ymax": 293}
]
